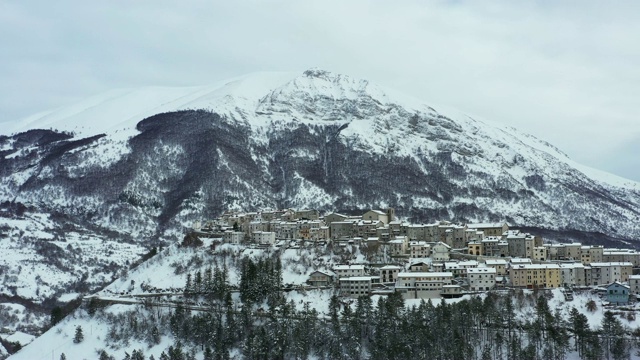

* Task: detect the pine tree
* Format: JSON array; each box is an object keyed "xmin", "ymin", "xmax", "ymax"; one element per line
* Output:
[
  {"xmin": 99, "ymin": 350, "xmax": 113, "ymax": 360},
  {"xmin": 131, "ymin": 349, "xmax": 145, "ymax": 360},
  {"xmin": 184, "ymin": 273, "xmax": 192, "ymax": 298},
  {"xmin": 203, "ymin": 346, "xmax": 213, "ymax": 360},
  {"xmin": 73, "ymin": 325, "xmax": 84, "ymax": 343},
  {"xmin": 60, "ymin": 354, "xmax": 67, "ymax": 360}
]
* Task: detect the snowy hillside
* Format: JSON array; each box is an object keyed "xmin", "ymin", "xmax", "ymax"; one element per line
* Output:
[
  {"xmin": 2, "ymin": 69, "xmax": 640, "ymax": 350},
  {"xmin": 9, "ymin": 239, "xmax": 640, "ymax": 360}
]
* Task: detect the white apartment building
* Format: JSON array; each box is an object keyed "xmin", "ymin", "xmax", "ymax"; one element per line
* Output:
[
  {"xmin": 333, "ymin": 265, "xmax": 366, "ymax": 279},
  {"xmin": 467, "ymin": 267, "xmax": 497, "ymax": 291},
  {"xmin": 395, "ymin": 272, "xmax": 454, "ymax": 299},
  {"xmin": 252, "ymin": 231, "xmax": 276, "ymax": 245}
]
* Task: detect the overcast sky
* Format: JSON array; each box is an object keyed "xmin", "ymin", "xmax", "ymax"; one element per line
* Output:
[{"xmin": 1, "ymin": 0, "xmax": 639, "ymax": 181}]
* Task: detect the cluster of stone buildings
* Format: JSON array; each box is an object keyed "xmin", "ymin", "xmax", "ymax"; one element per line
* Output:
[{"xmin": 196, "ymin": 208, "xmax": 640, "ymax": 302}]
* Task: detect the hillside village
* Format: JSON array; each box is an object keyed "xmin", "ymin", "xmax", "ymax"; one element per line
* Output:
[
  {"xmin": 194, "ymin": 208, "xmax": 640, "ymax": 304},
  {"xmin": 6, "ymin": 208, "xmax": 640, "ymax": 359}
]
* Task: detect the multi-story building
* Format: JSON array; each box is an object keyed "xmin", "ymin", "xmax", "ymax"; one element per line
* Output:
[
  {"xmin": 480, "ymin": 237, "xmax": 505, "ymax": 257},
  {"xmin": 307, "ymin": 270, "xmax": 334, "ymax": 287},
  {"xmin": 355, "ymin": 220, "xmax": 385, "ymax": 239},
  {"xmin": 408, "ymin": 261, "xmax": 430, "ymax": 272},
  {"xmin": 506, "ymin": 231, "xmax": 535, "ymax": 259},
  {"xmin": 484, "ymin": 259, "xmax": 508, "ymax": 275},
  {"xmin": 443, "ymin": 225, "xmax": 467, "ymax": 249},
  {"xmin": 410, "ymin": 241, "xmax": 431, "ymax": 258},
  {"xmin": 251, "ymin": 231, "xmax": 275, "ymax": 245},
  {"xmin": 467, "ymin": 267, "xmax": 497, "ymax": 291},
  {"xmin": 248, "ymin": 221, "xmax": 271, "ymax": 234},
  {"xmin": 340, "ymin": 277, "xmax": 372, "ymax": 298},
  {"xmin": 559, "ymin": 263, "xmax": 586, "ymax": 287},
  {"xmin": 628, "ymin": 275, "xmax": 640, "ymax": 294},
  {"xmin": 310, "ymin": 226, "xmax": 330, "ymax": 242},
  {"xmin": 444, "ymin": 261, "xmax": 479, "ymax": 277},
  {"xmin": 388, "ymin": 236, "xmax": 409, "ymax": 256},
  {"xmin": 603, "ymin": 249, "xmax": 640, "ymax": 267},
  {"xmin": 432, "ymin": 242, "xmax": 451, "ymax": 261},
  {"xmin": 585, "ymin": 262, "xmax": 633, "ymax": 286},
  {"xmin": 222, "ymin": 230, "xmax": 245, "ymax": 244},
  {"xmin": 395, "ymin": 272, "xmax": 454, "ymax": 299},
  {"xmin": 297, "ymin": 220, "xmax": 323, "ymax": 240},
  {"xmin": 333, "ymin": 265, "xmax": 366, "ymax": 279},
  {"xmin": 379, "ymin": 265, "xmax": 402, "ymax": 283},
  {"xmin": 580, "ymin": 246, "xmax": 604, "ymax": 265},
  {"xmin": 294, "ymin": 209, "xmax": 319, "ymax": 220},
  {"xmin": 323, "ymin": 213, "xmax": 349, "ymax": 225},
  {"xmin": 329, "ymin": 220, "xmax": 356, "ymax": 240},
  {"xmin": 468, "ymin": 242, "xmax": 482, "ymax": 256},
  {"xmin": 510, "ymin": 264, "xmax": 561, "ymax": 289},
  {"xmin": 362, "ymin": 209, "xmax": 392, "ymax": 224},
  {"xmin": 533, "ymin": 246, "xmax": 547, "ymax": 261}
]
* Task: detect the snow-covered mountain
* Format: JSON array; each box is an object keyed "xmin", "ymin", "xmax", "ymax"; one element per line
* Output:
[
  {"xmin": 3, "ymin": 69, "xmax": 639, "ymax": 235},
  {"xmin": 1, "ymin": 69, "xmax": 640, "ymax": 324}
]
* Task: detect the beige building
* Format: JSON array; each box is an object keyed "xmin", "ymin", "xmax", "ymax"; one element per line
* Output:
[
  {"xmin": 355, "ymin": 220, "xmax": 385, "ymax": 239},
  {"xmin": 580, "ymin": 246, "xmax": 604, "ymax": 265},
  {"xmin": 628, "ymin": 275, "xmax": 640, "ymax": 294},
  {"xmin": 323, "ymin": 213, "xmax": 349, "ymax": 225},
  {"xmin": 484, "ymin": 259, "xmax": 508, "ymax": 275},
  {"xmin": 467, "ymin": 267, "xmax": 497, "ymax": 291},
  {"xmin": 442, "ymin": 225, "xmax": 467, "ymax": 249},
  {"xmin": 467, "ymin": 222, "xmax": 509, "ymax": 237},
  {"xmin": 533, "ymin": 246, "xmax": 548, "ymax": 261},
  {"xmin": 294, "ymin": 209, "xmax": 319, "ymax": 220},
  {"xmin": 410, "ymin": 241, "xmax": 431, "ymax": 258},
  {"xmin": 379, "ymin": 265, "xmax": 402, "ymax": 283},
  {"xmin": 388, "ymin": 236, "xmax": 409, "ymax": 256},
  {"xmin": 362, "ymin": 209, "xmax": 391, "ymax": 224},
  {"xmin": 468, "ymin": 242, "xmax": 482, "ymax": 256},
  {"xmin": 603, "ymin": 249, "xmax": 640, "ymax": 267},
  {"xmin": 310, "ymin": 226, "xmax": 330, "ymax": 242},
  {"xmin": 510, "ymin": 264, "xmax": 561, "ymax": 289}
]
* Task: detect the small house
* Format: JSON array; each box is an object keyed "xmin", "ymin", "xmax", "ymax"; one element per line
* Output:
[
  {"xmin": 606, "ymin": 281, "xmax": 630, "ymax": 305},
  {"xmin": 307, "ymin": 270, "xmax": 334, "ymax": 287}
]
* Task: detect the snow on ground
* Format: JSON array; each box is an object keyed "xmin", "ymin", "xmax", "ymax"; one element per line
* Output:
[
  {"xmin": 0, "ymin": 331, "xmax": 35, "ymax": 347},
  {"xmin": 285, "ymin": 289, "xmax": 333, "ymax": 316},
  {"xmin": 7, "ymin": 308, "xmax": 171, "ymax": 360}
]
